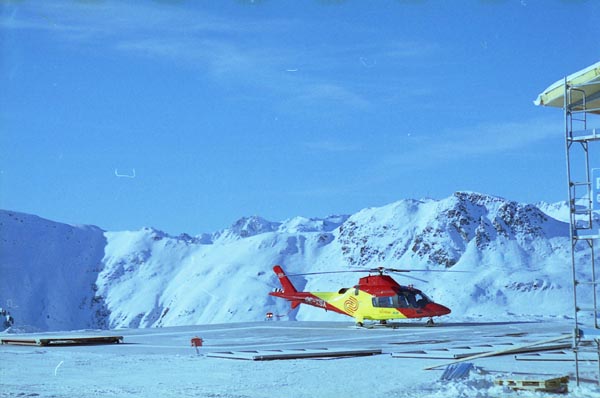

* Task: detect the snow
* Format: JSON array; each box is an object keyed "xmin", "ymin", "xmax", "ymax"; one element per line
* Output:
[
  {"xmin": 0, "ymin": 192, "xmax": 590, "ymax": 331},
  {"xmin": 2, "ymin": 320, "xmax": 600, "ymax": 397},
  {"xmin": 1, "ymin": 191, "xmax": 600, "ymax": 395},
  {"xmin": 0, "ymin": 211, "xmax": 107, "ymax": 331}
]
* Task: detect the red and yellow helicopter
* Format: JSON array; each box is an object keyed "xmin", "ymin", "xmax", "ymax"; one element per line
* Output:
[{"xmin": 269, "ymin": 265, "xmax": 451, "ymax": 326}]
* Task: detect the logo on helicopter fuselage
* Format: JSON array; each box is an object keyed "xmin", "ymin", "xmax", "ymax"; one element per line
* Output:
[{"xmin": 343, "ymin": 296, "xmax": 359, "ymax": 314}]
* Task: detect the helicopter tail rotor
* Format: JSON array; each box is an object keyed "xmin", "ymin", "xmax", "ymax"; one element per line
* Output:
[{"xmin": 273, "ymin": 265, "xmax": 298, "ymax": 293}]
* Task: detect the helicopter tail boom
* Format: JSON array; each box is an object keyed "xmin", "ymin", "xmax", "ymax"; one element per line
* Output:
[{"xmin": 270, "ymin": 266, "xmax": 348, "ymax": 315}]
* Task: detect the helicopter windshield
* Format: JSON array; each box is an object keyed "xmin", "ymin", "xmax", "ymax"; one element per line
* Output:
[{"xmin": 372, "ymin": 290, "xmax": 431, "ymax": 309}]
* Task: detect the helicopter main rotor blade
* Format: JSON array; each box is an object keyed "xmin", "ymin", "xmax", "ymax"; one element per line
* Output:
[
  {"xmin": 284, "ymin": 270, "xmax": 365, "ymax": 277},
  {"xmin": 284, "ymin": 267, "xmax": 470, "ymax": 278},
  {"xmin": 284, "ymin": 269, "xmax": 430, "ymax": 284},
  {"xmin": 385, "ymin": 268, "xmax": 470, "ymax": 273},
  {"xmin": 393, "ymin": 273, "xmax": 429, "ymax": 284}
]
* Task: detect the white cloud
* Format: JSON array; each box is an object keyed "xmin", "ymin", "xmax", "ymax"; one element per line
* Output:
[
  {"xmin": 303, "ymin": 140, "xmax": 362, "ymax": 153},
  {"xmin": 382, "ymin": 117, "xmax": 561, "ymax": 167},
  {"xmin": 1, "ymin": 1, "xmax": 439, "ymax": 110},
  {"xmin": 295, "ymin": 83, "xmax": 372, "ymax": 109}
]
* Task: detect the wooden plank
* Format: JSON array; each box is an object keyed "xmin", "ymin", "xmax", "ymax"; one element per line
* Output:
[
  {"xmin": 0, "ymin": 336, "xmax": 123, "ymax": 346},
  {"xmin": 453, "ymin": 343, "xmax": 571, "ymax": 359},
  {"xmin": 423, "ymin": 334, "xmax": 572, "ymax": 370},
  {"xmin": 40, "ymin": 336, "xmax": 123, "ymax": 346},
  {"xmin": 0, "ymin": 338, "xmax": 38, "ymax": 346},
  {"xmin": 392, "ymin": 342, "xmax": 552, "ymax": 360},
  {"xmin": 392, "ymin": 352, "xmax": 454, "ymax": 359},
  {"xmin": 207, "ymin": 348, "xmax": 382, "ymax": 361},
  {"xmin": 516, "ymin": 351, "xmax": 598, "ymax": 362},
  {"xmin": 393, "ymin": 348, "xmax": 518, "ymax": 360}
]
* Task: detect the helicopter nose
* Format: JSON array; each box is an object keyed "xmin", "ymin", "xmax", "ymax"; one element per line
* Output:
[{"xmin": 427, "ymin": 303, "xmax": 451, "ymax": 316}]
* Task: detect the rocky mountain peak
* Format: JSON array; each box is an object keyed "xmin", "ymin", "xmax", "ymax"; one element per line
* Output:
[
  {"xmin": 225, "ymin": 216, "xmax": 281, "ymax": 239},
  {"xmin": 337, "ymin": 192, "xmax": 566, "ymax": 269}
]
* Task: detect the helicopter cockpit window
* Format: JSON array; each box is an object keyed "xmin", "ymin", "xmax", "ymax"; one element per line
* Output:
[
  {"xmin": 406, "ymin": 292, "xmax": 418, "ymax": 308},
  {"xmin": 372, "ymin": 296, "xmax": 395, "ymax": 308},
  {"xmin": 414, "ymin": 292, "xmax": 430, "ymax": 308},
  {"xmin": 408, "ymin": 292, "xmax": 430, "ymax": 308},
  {"xmin": 371, "ymin": 291, "xmax": 432, "ymax": 309},
  {"xmin": 396, "ymin": 294, "xmax": 409, "ymax": 308},
  {"xmin": 397, "ymin": 290, "xmax": 431, "ymax": 309}
]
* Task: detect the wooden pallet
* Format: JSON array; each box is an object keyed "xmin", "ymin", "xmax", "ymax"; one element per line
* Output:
[
  {"xmin": 495, "ymin": 375, "xmax": 569, "ymax": 393},
  {"xmin": 0, "ymin": 335, "xmax": 123, "ymax": 346}
]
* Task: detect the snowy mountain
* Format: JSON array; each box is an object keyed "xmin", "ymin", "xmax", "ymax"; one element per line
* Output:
[
  {"xmin": 0, "ymin": 192, "xmax": 585, "ymax": 332},
  {"xmin": 0, "ymin": 211, "xmax": 108, "ymax": 331}
]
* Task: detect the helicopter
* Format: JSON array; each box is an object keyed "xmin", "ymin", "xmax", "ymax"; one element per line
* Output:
[{"xmin": 269, "ymin": 265, "xmax": 451, "ymax": 327}]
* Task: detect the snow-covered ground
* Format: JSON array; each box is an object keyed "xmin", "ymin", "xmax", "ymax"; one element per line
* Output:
[{"xmin": 1, "ymin": 320, "xmax": 599, "ymax": 397}]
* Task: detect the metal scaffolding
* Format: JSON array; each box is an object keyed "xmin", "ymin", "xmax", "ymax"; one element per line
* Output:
[
  {"xmin": 536, "ymin": 61, "xmax": 600, "ymax": 384},
  {"xmin": 564, "ymin": 75, "xmax": 600, "ymax": 384}
]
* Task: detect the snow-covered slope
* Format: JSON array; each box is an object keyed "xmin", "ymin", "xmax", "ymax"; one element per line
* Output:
[
  {"xmin": 0, "ymin": 192, "xmax": 584, "ymax": 331},
  {"xmin": 0, "ymin": 211, "xmax": 108, "ymax": 331}
]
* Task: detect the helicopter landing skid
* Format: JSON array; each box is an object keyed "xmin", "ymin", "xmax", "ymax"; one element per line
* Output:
[
  {"xmin": 353, "ymin": 322, "xmax": 400, "ymax": 330},
  {"xmin": 353, "ymin": 318, "xmax": 438, "ymax": 329}
]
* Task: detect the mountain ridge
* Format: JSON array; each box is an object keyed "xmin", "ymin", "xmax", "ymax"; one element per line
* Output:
[{"xmin": 0, "ymin": 192, "xmax": 583, "ymax": 332}]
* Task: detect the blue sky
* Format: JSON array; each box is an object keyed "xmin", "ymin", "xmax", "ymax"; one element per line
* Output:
[{"xmin": 1, "ymin": 1, "xmax": 599, "ymax": 235}]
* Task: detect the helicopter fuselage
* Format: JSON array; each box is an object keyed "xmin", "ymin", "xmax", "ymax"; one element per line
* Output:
[{"xmin": 269, "ymin": 265, "xmax": 451, "ymax": 325}]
